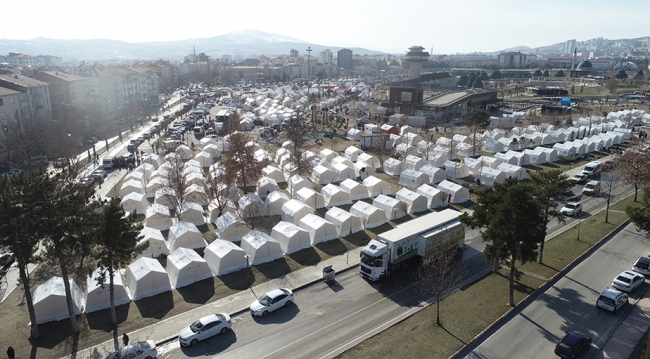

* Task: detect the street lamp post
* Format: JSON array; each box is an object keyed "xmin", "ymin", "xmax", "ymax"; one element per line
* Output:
[{"xmin": 244, "ymin": 254, "xmax": 251, "ymax": 288}]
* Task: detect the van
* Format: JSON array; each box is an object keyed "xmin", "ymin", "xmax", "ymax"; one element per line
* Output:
[
  {"xmin": 582, "ymin": 161, "xmax": 603, "ymax": 178},
  {"xmin": 193, "ymin": 126, "xmax": 205, "ymax": 138},
  {"xmin": 582, "ymin": 180, "xmax": 601, "ymax": 196},
  {"xmin": 103, "ymin": 156, "xmax": 116, "ymax": 169}
]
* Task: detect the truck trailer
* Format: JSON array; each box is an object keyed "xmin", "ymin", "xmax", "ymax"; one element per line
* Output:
[{"xmin": 359, "ymin": 209, "xmax": 465, "ymax": 281}]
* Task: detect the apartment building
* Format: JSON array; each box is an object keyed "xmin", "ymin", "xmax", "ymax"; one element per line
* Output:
[{"xmin": 0, "ymin": 74, "xmax": 52, "ymax": 123}]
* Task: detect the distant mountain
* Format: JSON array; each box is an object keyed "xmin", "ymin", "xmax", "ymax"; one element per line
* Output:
[
  {"xmin": 0, "ymin": 30, "xmax": 385, "ymax": 62},
  {"xmin": 497, "ymin": 45, "xmax": 533, "ymax": 53}
]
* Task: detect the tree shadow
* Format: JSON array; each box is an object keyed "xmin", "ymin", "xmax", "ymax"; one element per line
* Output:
[
  {"xmin": 85, "ymin": 303, "xmax": 130, "ymax": 330},
  {"xmin": 440, "ymin": 324, "xmax": 467, "ymax": 345},
  {"xmin": 134, "ymin": 291, "xmax": 174, "ymax": 319},
  {"xmin": 27, "ymin": 315, "xmax": 81, "ymax": 350},
  {"xmin": 176, "ymin": 277, "xmax": 216, "ymax": 304}
]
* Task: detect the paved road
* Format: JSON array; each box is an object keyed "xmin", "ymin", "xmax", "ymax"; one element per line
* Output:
[{"xmin": 464, "ymin": 223, "xmax": 649, "ymax": 359}]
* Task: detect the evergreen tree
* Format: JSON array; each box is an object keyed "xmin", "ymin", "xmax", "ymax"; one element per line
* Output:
[
  {"xmin": 532, "ymin": 69, "xmax": 543, "ymax": 77},
  {"xmin": 472, "ymin": 78, "xmax": 484, "ymax": 89},
  {"xmin": 479, "ymin": 71, "xmax": 490, "ymax": 81},
  {"xmin": 457, "ymin": 75, "xmax": 468, "ymax": 87},
  {"xmin": 489, "ymin": 70, "xmax": 502, "ymax": 79},
  {"xmin": 466, "ymin": 75, "xmax": 476, "ymax": 88},
  {"xmin": 554, "ymin": 70, "xmax": 565, "ymax": 77},
  {"xmin": 542, "ymin": 70, "xmax": 550, "ymax": 77},
  {"xmin": 627, "ymin": 187, "xmax": 650, "ymax": 234}
]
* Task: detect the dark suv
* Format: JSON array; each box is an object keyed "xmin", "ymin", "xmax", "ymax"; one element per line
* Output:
[{"xmin": 554, "ymin": 331, "xmax": 591, "ymax": 358}]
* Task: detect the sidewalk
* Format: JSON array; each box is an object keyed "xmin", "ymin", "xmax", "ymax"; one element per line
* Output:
[
  {"xmin": 596, "ymin": 295, "xmax": 650, "ymax": 359},
  {"xmin": 69, "ymin": 247, "xmax": 362, "ymax": 359}
]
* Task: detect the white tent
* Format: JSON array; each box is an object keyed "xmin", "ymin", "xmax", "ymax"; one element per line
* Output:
[
  {"xmin": 404, "ymin": 155, "xmax": 427, "ymax": 171},
  {"xmin": 145, "ymin": 177, "xmax": 168, "ymax": 198},
  {"xmin": 168, "ymin": 221, "xmax": 206, "ymax": 250},
  {"xmin": 319, "ymin": 148, "xmax": 337, "ymax": 162},
  {"xmin": 477, "ymin": 156, "xmax": 501, "ymax": 169},
  {"xmin": 215, "ymin": 212, "xmax": 249, "ymax": 241},
  {"xmin": 340, "ymin": 179, "xmax": 370, "ymax": 200},
  {"xmin": 120, "ymin": 179, "xmax": 145, "ymax": 198},
  {"xmin": 344, "ymin": 146, "xmax": 363, "ymax": 162},
  {"xmin": 295, "ymin": 187, "xmax": 326, "ymax": 209},
  {"xmin": 194, "ymin": 151, "xmax": 213, "ymax": 167},
  {"xmin": 424, "ymin": 152, "xmax": 448, "ymax": 168},
  {"xmin": 536, "ymin": 147, "xmax": 558, "ymax": 162},
  {"xmin": 299, "ymin": 214, "xmax": 339, "ymax": 245},
  {"xmin": 256, "ymin": 177, "xmax": 280, "ymax": 200},
  {"xmin": 477, "ymin": 167, "xmax": 506, "ymax": 186},
  {"xmin": 437, "ymin": 180, "xmax": 469, "ymax": 203},
  {"xmin": 33, "ymin": 277, "xmax": 84, "ymax": 324},
  {"xmin": 271, "ymin": 221, "xmax": 312, "ymax": 254},
  {"xmin": 363, "ymin": 175, "xmax": 392, "ymax": 197},
  {"xmin": 418, "ymin": 165, "xmax": 447, "ymax": 184},
  {"xmin": 325, "ymin": 207, "xmax": 364, "ymax": 236},
  {"xmin": 523, "ymin": 148, "xmax": 547, "ymax": 165},
  {"xmin": 383, "ymin": 158, "xmax": 403, "ymax": 176},
  {"xmin": 185, "ymin": 172, "xmax": 206, "ymax": 187},
  {"xmin": 143, "ymin": 153, "xmax": 161, "ymax": 169},
  {"xmin": 395, "ymin": 188, "xmax": 428, "ymax": 214},
  {"xmin": 199, "ymin": 137, "xmax": 218, "ymax": 150},
  {"xmin": 281, "ymin": 199, "xmax": 315, "ymax": 224},
  {"xmin": 85, "ymin": 268, "xmax": 130, "ymax": 313},
  {"xmin": 287, "ymin": 174, "xmax": 313, "ymax": 195},
  {"xmin": 354, "ymin": 162, "xmax": 376, "ymax": 179},
  {"xmin": 184, "ymin": 184, "xmax": 209, "ymax": 206},
  {"xmin": 145, "ymin": 204, "xmax": 173, "ymax": 230},
  {"xmin": 120, "ymin": 192, "xmax": 149, "ymax": 215},
  {"xmin": 238, "ymin": 194, "xmax": 269, "ymax": 218},
  {"xmin": 496, "ymin": 163, "xmax": 527, "ymax": 180},
  {"xmin": 137, "ymin": 227, "xmax": 170, "ymax": 258},
  {"xmin": 357, "ymin": 153, "xmax": 381, "ymax": 168},
  {"xmin": 125, "ymin": 171, "xmax": 146, "ymax": 186},
  {"xmin": 166, "ymin": 247, "xmax": 213, "ymax": 289},
  {"xmin": 179, "ymin": 202, "xmax": 206, "ymax": 226},
  {"xmin": 176, "ymin": 145, "xmax": 192, "ymax": 160},
  {"xmin": 373, "ymin": 195, "xmax": 406, "ymax": 220},
  {"xmin": 204, "ymin": 240, "xmax": 248, "ymax": 276},
  {"xmin": 462, "ymin": 157, "xmax": 482, "ymax": 176},
  {"xmin": 241, "ymin": 231, "xmax": 284, "ymax": 265},
  {"xmin": 553, "ymin": 143, "xmax": 577, "ymax": 158},
  {"xmin": 443, "ymin": 160, "xmax": 470, "ymax": 179},
  {"xmin": 399, "ymin": 169, "xmax": 428, "ymax": 189},
  {"xmin": 208, "ymin": 199, "xmax": 237, "ymax": 223},
  {"xmin": 347, "ymin": 128, "xmax": 362, "ymax": 141},
  {"xmin": 332, "ymin": 162, "xmax": 356, "ymax": 182},
  {"xmin": 203, "ymin": 144, "xmax": 222, "ymax": 159},
  {"xmin": 266, "ymin": 190, "xmax": 289, "ymax": 216},
  {"xmin": 311, "ymin": 164, "xmax": 337, "ymax": 184},
  {"xmin": 127, "ymin": 257, "xmax": 172, "ymax": 300},
  {"xmin": 416, "ymin": 184, "xmax": 446, "ymax": 208},
  {"xmin": 262, "ymin": 165, "xmax": 286, "ymax": 183},
  {"xmin": 395, "ymin": 143, "xmax": 419, "ymax": 157},
  {"xmin": 350, "ymin": 201, "xmax": 387, "ymax": 228},
  {"xmin": 482, "ymin": 140, "xmax": 505, "ymax": 153},
  {"xmin": 321, "ymin": 184, "xmax": 353, "ymax": 207},
  {"xmin": 154, "ymin": 187, "xmax": 176, "ymax": 209}
]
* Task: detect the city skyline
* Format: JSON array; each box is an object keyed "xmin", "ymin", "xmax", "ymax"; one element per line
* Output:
[{"xmin": 3, "ymin": 0, "xmax": 649, "ymax": 55}]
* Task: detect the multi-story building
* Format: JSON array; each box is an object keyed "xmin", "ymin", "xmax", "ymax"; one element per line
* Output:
[
  {"xmin": 33, "ymin": 70, "xmax": 90, "ymax": 109},
  {"xmin": 337, "ymin": 48, "xmax": 353, "ymax": 70},
  {"xmin": 319, "ymin": 50, "xmax": 333, "ymax": 65},
  {"xmin": 0, "ymin": 74, "xmax": 52, "ymax": 123},
  {"xmin": 36, "ymin": 55, "xmax": 63, "ymax": 66},
  {"xmin": 289, "ymin": 49, "xmax": 299, "ymax": 63},
  {"xmin": 497, "ymin": 52, "xmax": 527, "ymax": 68},
  {"xmin": 0, "ymin": 87, "xmax": 22, "ymax": 124},
  {"xmin": 0, "ymin": 53, "xmax": 41, "ymax": 67},
  {"xmin": 564, "ymin": 39, "xmax": 577, "ymax": 55}
]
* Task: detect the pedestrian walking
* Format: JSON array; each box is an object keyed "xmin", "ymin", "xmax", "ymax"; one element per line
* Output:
[
  {"xmin": 7, "ymin": 346, "xmax": 14, "ymax": 359},
  {"xmin": 122, "ymin": 333, "xmax": 129, "ymax": 347}
]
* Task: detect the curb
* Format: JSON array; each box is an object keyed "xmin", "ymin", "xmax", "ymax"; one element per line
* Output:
[{"xmin": 448, "ymin": 219, "xmax": 631, "ymax": 359}]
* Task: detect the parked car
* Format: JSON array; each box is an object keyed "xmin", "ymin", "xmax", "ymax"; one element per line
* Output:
[
  {"xmin": 633, "ymin": 256, "xmax": 650, "ymax": 275},
  {"xmin": 582, "ymin": 180, "xmax": 601, "ymax": 196},
  {"xmin": 179, "ymin": 313, "xmax": 231, "ymax": 346},
  {"xmin": 611, "ymin": 270, "xmax": 645, "ymax": 292},
  {"xmin": 250, "ymin": 288, "xmax": 294, "ymax": 317},
  {"xmin": 106, "ymin": 341, "xmax": 157, "ymax": 359},
  {"xmin": 570, "ymin": 173, "xmax": 588, "ymax": 185},
  {"xmin": 603, "ymin": 160, "xmax": 614, "ymax": 171},
  {"xmin": 0, "ymin": 252, "xmax": 15, "ymax": 271},
  {"xmin": 91, "ymin": 169, "xmax": 107, "ymax": 179},
  {"xmin": 78, "ymin": 177, "xmax": 95, "ymax": 188},
  {"xmin": 596, "ymin": 287, "xmax": 628, "ymax": 313},
  {"xmin": 554, "ymin": 331, "xmax": 591, "ymax": 358},
  {"xmin": 560, "ymin": 202, "xmax": 582, "ymax": 217}
]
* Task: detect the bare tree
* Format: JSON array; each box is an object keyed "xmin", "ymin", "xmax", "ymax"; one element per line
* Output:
[
  {"xmin": 236, "ymin": 194, "xmax": 268, "ymax": 230},
  {"xmin": 602, "ymin": 169, "xmax": 623, "ymax": 223},
  {"xmin": 160, "ymin": 156, "xmax": 187, "ymax": 219},
  {"xmin": 617, "ymin": 143, "xmax": 650, "ymax": 202},
  {"xmin": 0, "ymin": 111, "xmax": 55, "ymax": 171},
  {"xmin": 416, "ymin": 246, "xmax": 467, "ymax": 326},
  {"xmin": 223, "ymin": 132, "xmax": 269, "ymax": 193},
  {"xmin": 370, "ymin": 136, "xmax": 392, "ymax": 168},
  {"xmin": 203, "ymin": 167, "xmax": 238, "ymax": 218}
]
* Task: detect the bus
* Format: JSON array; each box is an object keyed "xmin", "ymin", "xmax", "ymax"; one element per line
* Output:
[{"xmin": 215, "ymin": 109, "xmax": 231, "ymax": 123}]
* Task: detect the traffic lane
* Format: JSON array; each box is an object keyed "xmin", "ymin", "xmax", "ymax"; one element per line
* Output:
[
  {"xmin": 157, "ymin": 269, "xmax": 431, "ymax": 359},
  {"xmin": 466, "ymin": 224, "xmax": 650, "ymax": 359}
]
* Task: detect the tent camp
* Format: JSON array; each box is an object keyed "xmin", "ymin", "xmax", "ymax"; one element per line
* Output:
[
  {"xmin": 349, "ymin": 201, "xmax": 387, "ymax": 228},
  {"xmin": 354, "ymin": 162, "xmax": 376, "ymax": 179},
  {"xmin": 271, "ymin": 221, "xmax": 312, "ymax": 254},
  {"xmin": 176, "ymin": 145, "xmax": 192, "ymax": 160},
  {"xmin": 523, "ymin": 148, "xmax": 547, "ymax": 165},
  {"xmin": 395, "ymin": 143, "xmax": 418, "ymax": 157},
  {"xmin": 145, "ymin": 204, "xmax": 173, "ymax": 230},
  {"xmin": 536, "ymin": 147, "xmax": 558, "ymax": 162},
  {"xmin": 319, "ymin": 148, "xmax": 338, "ymax": 162},
  {"xmin": 241, "ymin": 231, "xmax": 284, "ymax": 265},
  {"xmin": 373, "ymin": 195, "xmax": 407, "ymax": 220},
  {"xmin": 154, "ymin": 187, "xmax": 177, "ymax": 209},
  {"xmin": 477, "ymin": 156, "xmax": 501, "ymax": 169},
  {"xmin": 418, "ymin": 165, "xmax": 446, "ymax": 184},
  {"xmin": 281, "ymin": 199, "xmax": 315, "ymax": 224},
  {"xmin": 443, "ymin": 161, "xmax": 470, "ymax": 179},
  {"xmin": 363, "ymin": 176, "xmax": 392, "ymax": 197},
  {"xmin": 207, "ymin": 199, "xmax": 237, "ymax": 223},
  {"xmin": 215, "ymin": 212, "xmax": 249, "ymax": 242},
  {"xmin": 347, "ymin": 128, "xmax": 362, "ymax": 141},
  {"xmin": 166, "ymin": 247, "xmax": 213, "ymax": 289},
  {"xmin": 143, "ymin": 153, "xmax": 161, "ymax": 169},
  {"xmin": 399, "ymin": 169, "xmax": 428, "ymax": 189},
  {"xmin": 298, "ymin": 214, "xmax": 339, "ymax": 245},
  {"xmin": 127, "ymin": 257, "xmax": 172, "ymax": 301},
  {"xmin": 462, "ymin": 157, "xmax": 482, "ymax": 176},
  {"xmin": 256, "ymin": 177, "xmax": 280, "ymax": 200},
  {"xmin": 145, "ymin": 177, "xmax": 168, "ymax": 198},
  {"xmin": 344, "ymin": 146, "xmax": 363, "ymax": 162},
  {"xmin": 120, "ymin": 192, "xmax": 149, "ymax": 215},
  {"xmin": 496, "ymin": 163, "xmax": 527, "ymax": 180},
  {"xmin": 119, "ymin": 179, "xmax": 145, "ymax": 198},
  {"xmin": 340, "ymin": 179, "xmax": 370, "ymax": 200},
  {"xmin": 194, "ymin": 151, "xmax": 213, "ymax": 167},
  {"xmin": 179, "ymin": 202, "xmax": 206, "ymax": 226},
  {"xmin": 168, "ymin": 221, "xmax": 206, "ymax": 250},
  {"xmin": 416, "ymin": 184, "xmax": 446, "ymax": 208},
  {"xmin": 295, "ymin": 187, "xmax": 326, "ymax": 209},
  {"xmin": 325, "ymin": 207, "xmax": 364, "ymax": 236},
  {"xmin": 395, "ymin": 188, "xmax": 428, "ymax": 213},
  {"xmin": 477, "ymin": 167, "xmax": 506, "ymax": 186},
  {"xmin": 204, "ymin": 240, "xmax": 247, "ymax": 276},
  {"xmin": 137, "ymin": 227, "xmax": 170, "ymax": 258},
  {"xmin": 85, "ymin": 268, "xmax": 130, "ymax": 313},
  {"xmin": 262, "ymin": 165, "xmax": 286, "ymax": 183},
  {"xmin": 202, "ymin": 144, "xmax": 222, "ymax": 159},
  {"xmin": 185, "ymin": 172, "xmax": 206, "ymax": 187},
  {"xmin": 321, "ymin": 184, "xmax": 352, "ymax": 207},
  {"xmin": 238, "ymin": 194, "xmax": 269, "ymax": 218},
  {"xmin": 311, "ymin": 165, "xmax": 337, "ymax": 184},
  {"xmin": 184, "ymin": 184, "xmax": 209, "ymax": 206},
  {"xmin": 266, "ymin": 190, "xmax": 290, "ymax": 216},
  {"xmin": 287, "ymin": 174, "xmax": 313, "ymax": 195},
  {"xmin": 357, "ymin": 153, "xmax": 381, "ymax": 168},
  {"xmin": 33, "ymin": 277, "xmax": 84, "ymax": 324},
  {"xmin": 437, "ymin": 180, "xmax": 469, "ymax": 204},
  {"xmin": 332, "ymin": 162, "xmax": 356, "ymax": 181},
  {"xmin": 404, "ymin": 155, "xmax": 426, "ymax": 171},
  {"xmin": 383, "ymin": 158, "xmax": 403, "ymax": 176}
]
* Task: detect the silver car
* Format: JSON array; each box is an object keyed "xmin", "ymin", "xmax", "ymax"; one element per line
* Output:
[
  {"xmin": 612, "ymin": 270, "xmax": 645, "ymax": 292},
  {"xmin": 106, "ymin": 341, "xmax": 157, "ymax": 359},
  {"xmin": 179, "ymin": 313, "xmax": 232, "ymax": 346},
  {"xmin": 250, "ymin": 288, "xmax": 294, "ymax": 317}
]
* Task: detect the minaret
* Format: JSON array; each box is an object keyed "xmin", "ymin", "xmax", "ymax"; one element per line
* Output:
[
  {"xmin": 571, "ymin": 48, "xmax": 577, "ymax": 70},
  {"xmin": 193, "ymin": 46, "xmax": 196, "ymax": 62}
]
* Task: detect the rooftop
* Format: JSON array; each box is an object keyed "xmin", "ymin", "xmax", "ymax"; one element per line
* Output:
[
  {"xmin": 0, "ymin": 74, "xmax": 49, "ymax": 88},
  {"xmin": 423, "ymin": 91, "xmax": 472, "ymax": 106},
  {"xmin": 0, "ymin": 86, "xmax": 21, "ymax": 96},
  {"xmin": 41, "ymin": 70, "xmax": 87, "ymax": 82}
]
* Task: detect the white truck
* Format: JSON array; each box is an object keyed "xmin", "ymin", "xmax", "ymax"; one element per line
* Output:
[
  {"xmin": 359, "ymin": 209, "xmax": 466, "ymax": 281},
  {"xmin": 582, "ymin": 161, "xmax": 603, "ymax": 179}
]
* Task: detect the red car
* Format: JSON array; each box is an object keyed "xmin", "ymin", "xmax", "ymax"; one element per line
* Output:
[{"xmin": 603, "ymin": 160, "xmax": 614, "ymax": 170}]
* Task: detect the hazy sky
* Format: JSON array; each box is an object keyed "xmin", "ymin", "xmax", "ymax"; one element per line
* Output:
[{"xmin": 4, "ymin": 0, "xmax": 648, "ymax": 54}]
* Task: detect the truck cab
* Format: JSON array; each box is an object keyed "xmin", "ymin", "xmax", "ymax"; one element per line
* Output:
[
  {"xmin": 582, "ymin": 161, "xmax": 603, "ymax": 179},
  {"xmin": 359, "ymin": 240, "xmax": 389, "ymax": 281}
]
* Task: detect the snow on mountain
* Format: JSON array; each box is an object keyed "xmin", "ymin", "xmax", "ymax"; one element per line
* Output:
[{"xmin": 221, "ymin": 30, "xmax": 305, "ymax": 44}]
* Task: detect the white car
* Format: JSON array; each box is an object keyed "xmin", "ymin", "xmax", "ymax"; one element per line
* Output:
[
  {"xmin": 611, "ymin": 270, "xmax": 645, "ymax": 292},
  {"xmin": 179, "ymin": 313, "xmax": 232, "ymax": 346},
  {"xmin": 106, "ymin": 341, "xmax": 157, "ymax": 359},
  {"xmin": 250, "ymin": 288, "xmax": 294, "ymax": 317},
  {"xmin": 633, "ymin": 257, "xmax": 650, "ymax": 275},
  {"xmin": 560, "ymin": 202, "xmax": 582, "ymax": 217},
  {"xmin": 596, "ymin": 287, "xmax": 628, "ymax": 313}
]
